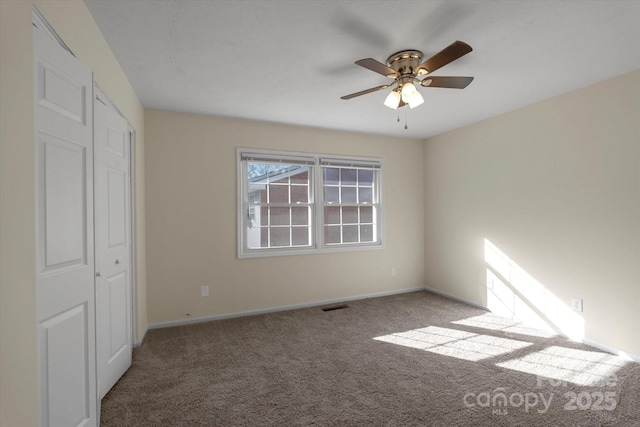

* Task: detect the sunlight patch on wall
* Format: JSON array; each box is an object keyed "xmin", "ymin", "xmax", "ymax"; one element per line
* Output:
[
  {"xmin": 484, "ymin": 239, "xmax": 584, "ymax": 341},
  {"xmin": 496, "ymin": 345, "xmax": 627, "ymax": 387},
  {"xmin": 374, "ymin": 325, "xmax": 532, "ymax": 362}
]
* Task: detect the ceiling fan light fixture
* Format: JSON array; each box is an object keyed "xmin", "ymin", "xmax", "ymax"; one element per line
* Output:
[
  {"xmin": 408, "ymin": 91, "xmax": 424, "ymax": 109},
  {"xmin": 384, "ymin": 90, "xmax": 401, "ymax": 109},
  {"xmin": 401, "ymin": 82, "xmax": 418, "ymax": 102},
  {"xmin": 340, "ymin": 41, "xmax": 474, "ymax": 114}
]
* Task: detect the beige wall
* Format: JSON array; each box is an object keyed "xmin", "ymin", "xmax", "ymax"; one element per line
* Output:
[
  {"xmin": 0, "ymin": 2, "xmax": 38, "ymax": 425},
  {"xmin": 0, "ymin": 1, "xmax": 146, "ymax": 424},
  {"xmin": 424, "ymin": 69, "xmax": 640, "ymax": 356},
  {"xmin": 145, "ymin": 110, "xmax": 425, "ymax": 325}
]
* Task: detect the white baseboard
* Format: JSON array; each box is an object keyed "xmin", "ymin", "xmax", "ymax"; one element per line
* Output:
[
  {"xmin": 423, "ymin": 285, "xmax": 489, "ymax": 311},
  {"xmin": 143, "ymin": 286, "xmax": 640, "ymax": 363},
  {"xmin": 134, "ymin": 326, "xmax": 148, "ymax": 348},
  {"xmin": 148, "ymin": 286, "xmax": 428, "ymax": 330},
  {"xmin": 581, "ymin": 338, "xmax": 640, "ymax": 363}
]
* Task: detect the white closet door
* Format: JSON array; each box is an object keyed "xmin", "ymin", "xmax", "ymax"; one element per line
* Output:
[
  {"xmin": 94, "ymin": 97, "xmax": 132, "ymax": 399},
  {"xmin": 34, "ymin": 24, "xmax": 97, "ymax": 427}
]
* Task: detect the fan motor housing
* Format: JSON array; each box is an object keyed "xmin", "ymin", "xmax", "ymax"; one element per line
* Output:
[{"xmin": 386, "ymin": 50, "xmax": 424, "ymax": 76}]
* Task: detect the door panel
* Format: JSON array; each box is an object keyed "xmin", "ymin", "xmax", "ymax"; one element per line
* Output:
[
  {"xmin": 95, "ymin": 98, "xmax": 132, "ymax": 399},
  {"xmin": 40, "ymin": 304, "xmax": 90, "ymax": 427},
  {"xmin": 34, "ymin": 23, "xmax": 97, "ymax": 427},
  {"xmin": 107, "ymin": 127, "xmax": 126, "ymax": 157},
  {"xmin": 43, "ymin": 137, "xmax": 87, "ymax": 269},
  {"xmin": 37, "ymin": 61, "xmax": 86, "ymax": 124},
  {"xmin": 108, "ymin": 169, "xmax": 127, "ymax": 247},
  {"xmin": 107, "ymin": 272, "xmax": 128, "ymax": 357}
]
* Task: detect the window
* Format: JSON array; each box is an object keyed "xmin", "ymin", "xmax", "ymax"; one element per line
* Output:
[
  {"xmin": 321, "ymin": 159, "xmax": 379, "ymax": 245},
  {"xmin": 238, "ymin": 149, "xmax": 382, "ymax": 258},
  {"xmin": 242, "ymin": 154, "xmax": 314, "ymax": 251}
]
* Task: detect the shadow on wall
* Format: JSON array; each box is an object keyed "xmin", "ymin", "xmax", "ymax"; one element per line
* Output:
[{"xmin": 483, "ymin": 238, "xmax": 584, "ymax": 341}]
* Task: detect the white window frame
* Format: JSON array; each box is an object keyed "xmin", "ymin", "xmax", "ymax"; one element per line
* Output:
[{"xmin": 237, "ymin": 148, "xmax": 384, "ymax": 258}]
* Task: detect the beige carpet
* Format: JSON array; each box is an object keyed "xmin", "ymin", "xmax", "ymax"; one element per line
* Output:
[{"xmin": 101, "ymin": 291, "xmax": 640, "ymax": 426}]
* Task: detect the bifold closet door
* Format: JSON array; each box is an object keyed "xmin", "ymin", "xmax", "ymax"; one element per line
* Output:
[
  {"xmin": 94, "ymin": 98, "xmax": 133, "ymax": 399},
  {"xmin": 34, "ymin": 23, "xmax": 98, "ymax": 427}
]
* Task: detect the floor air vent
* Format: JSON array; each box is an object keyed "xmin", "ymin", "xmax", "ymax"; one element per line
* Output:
[{"xmin": 322, "ymin": 304, "xmax": 349, "ymax": 312}]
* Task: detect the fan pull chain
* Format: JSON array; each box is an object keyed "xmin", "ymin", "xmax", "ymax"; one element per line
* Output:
[{"xmin": 395, "ymin": 112, "xmax": 408, "ymax": 129}]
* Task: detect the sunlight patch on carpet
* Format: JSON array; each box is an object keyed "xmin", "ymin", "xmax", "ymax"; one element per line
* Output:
[
  {"xmin": 496, "ymin": 345, "xmax": 628, "ymax": 386},
  {"xmin": 374, "ymin": 325, "xmax": 532, "ymax": 362},
  {"xmin": 452, "ymin": 313, "xmax": 557, "ymax": 338}
]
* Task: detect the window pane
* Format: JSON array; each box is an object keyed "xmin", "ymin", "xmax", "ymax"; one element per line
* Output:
[
  {"xmin": 290, "ymin": 168, "xmax": 309, "ymax": 184},
  {"xmin": 324, "ymin": 206, "xmax": 340, "ymax": 224},
  {"xmin": 290, "ymin": 185, "xmax": 308, "ymax": 203},
  {"xmin": 292, "ymin": 227, "xmax": 310, "ymax": 246},
  {"xmin": 270, "ymin": 173, "xmax": 289, "ymax": 185},
  {"xmin": 324, "ymin": 225, "xmax": 341, "ymax": 244},
  {"xmin": 291, "ymin": 206, "xmax": 309, "ymax": 225},
  {"xmin": 360, "ymin": 225, "xmax": 373, "ymax": 242},
  {"xmin": 325, "ymin": 186, "xmax": 339, "ymax": 203},
  {"xmin": 261, "ymin": 228, "xmax": 269, "ymax": 246},
  {"xmin": 270, "ymin": 228, "xmax": 290, "ymax": 247},
  {"xmin": 248, "ymin": 182, "xmax": 266, "ymax": 206},
  {"xmin": 341, "ymin": 168, "xmax": 357, "ymax": 185},
  {"xmin": 358, "ymin": 187, "xmax": 373, "ymax": 204},
  {"xmin": 358, "ymin": 169, "xmax": 373, "ymax": 185},
  {"xmin": 247, "ymin": 162, "xmax": 271, "ymax": 180},
  {"xmin": 341, "ymin": 187, "xmax": 357, "ymax": 203},
  {"xmin": 324, "ymin": 168, "xmax": 339, "ymax": 185},
  {"xmin": 246, "ymin": 225, "xmax": 266, "ymax": 248},
  {"xmin": 268, "ymin": 184, "xmax": 289, "ymax": 203},
  {"xmin": 360, "ymin": 206, "xmax": 373, "ymax": 223},
  {"xmin": 342, "ymin": 206, "xmax": 358, "ymax": 224},
  {"xmin": 248, "ymin": 192, "xmax": 261, "ymax": 204},
  {"xmin": 260, "ymin": 207, "xmax": 269, "ymax": 226},
  {"xmin": 343, "ymin": 225, "xmax": 358, "ymax": 243},
  {"xmin": 270, "ymin": 207, "xmax": 290, "ymax": 226}
]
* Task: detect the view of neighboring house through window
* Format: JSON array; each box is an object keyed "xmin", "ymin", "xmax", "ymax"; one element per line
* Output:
[
  {"xmin": 245, "ymin": 161, "xmax": 312, "ymax": 249},
  {"xmin": 238, "ymin": 149, "xmax": 382, "ymax": 257}
]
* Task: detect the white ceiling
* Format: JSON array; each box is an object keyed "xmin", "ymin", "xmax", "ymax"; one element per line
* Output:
[{"xmin": 85, "ymin": 0, "xmax": 640, "ymax": 140}]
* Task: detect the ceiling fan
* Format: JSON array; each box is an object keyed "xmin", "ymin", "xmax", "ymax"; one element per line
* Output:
[{"xmin": 341, "ymin": 41, "xmax": 474, "ymax": 110}]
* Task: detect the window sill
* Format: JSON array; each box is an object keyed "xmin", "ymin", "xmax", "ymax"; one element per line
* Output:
[{"xmin": 237, "ymin": 241, "xmax": 384, "ymax": 259}]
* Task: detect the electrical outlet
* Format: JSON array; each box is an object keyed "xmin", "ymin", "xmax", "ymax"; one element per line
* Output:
[
  {"xmin": 571, "ymin": 298, "xmax": 583, "ymax": 312},
  {"xmin": 201, "ymin": 285, "xmax": 209, "ymax": 297},
  {"xmin": 391, "ymin": 267, "xmax": 397, "ymax": 276}
]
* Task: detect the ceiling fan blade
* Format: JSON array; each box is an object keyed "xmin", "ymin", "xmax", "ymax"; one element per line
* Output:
[
  {"xmin": 420, "ymin": 76, "xmax": 474, "ymax": 89},
  {"xmin": 355, "ymin": 58, "xmax": 399, "ymax": 78},
  {"xmin": 417, "ymin": 41, "xmax": 472, "ymax": 75},
  {"xmin": 340, "ymin": 84, "xmax": 391, "ymax": 100}
]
